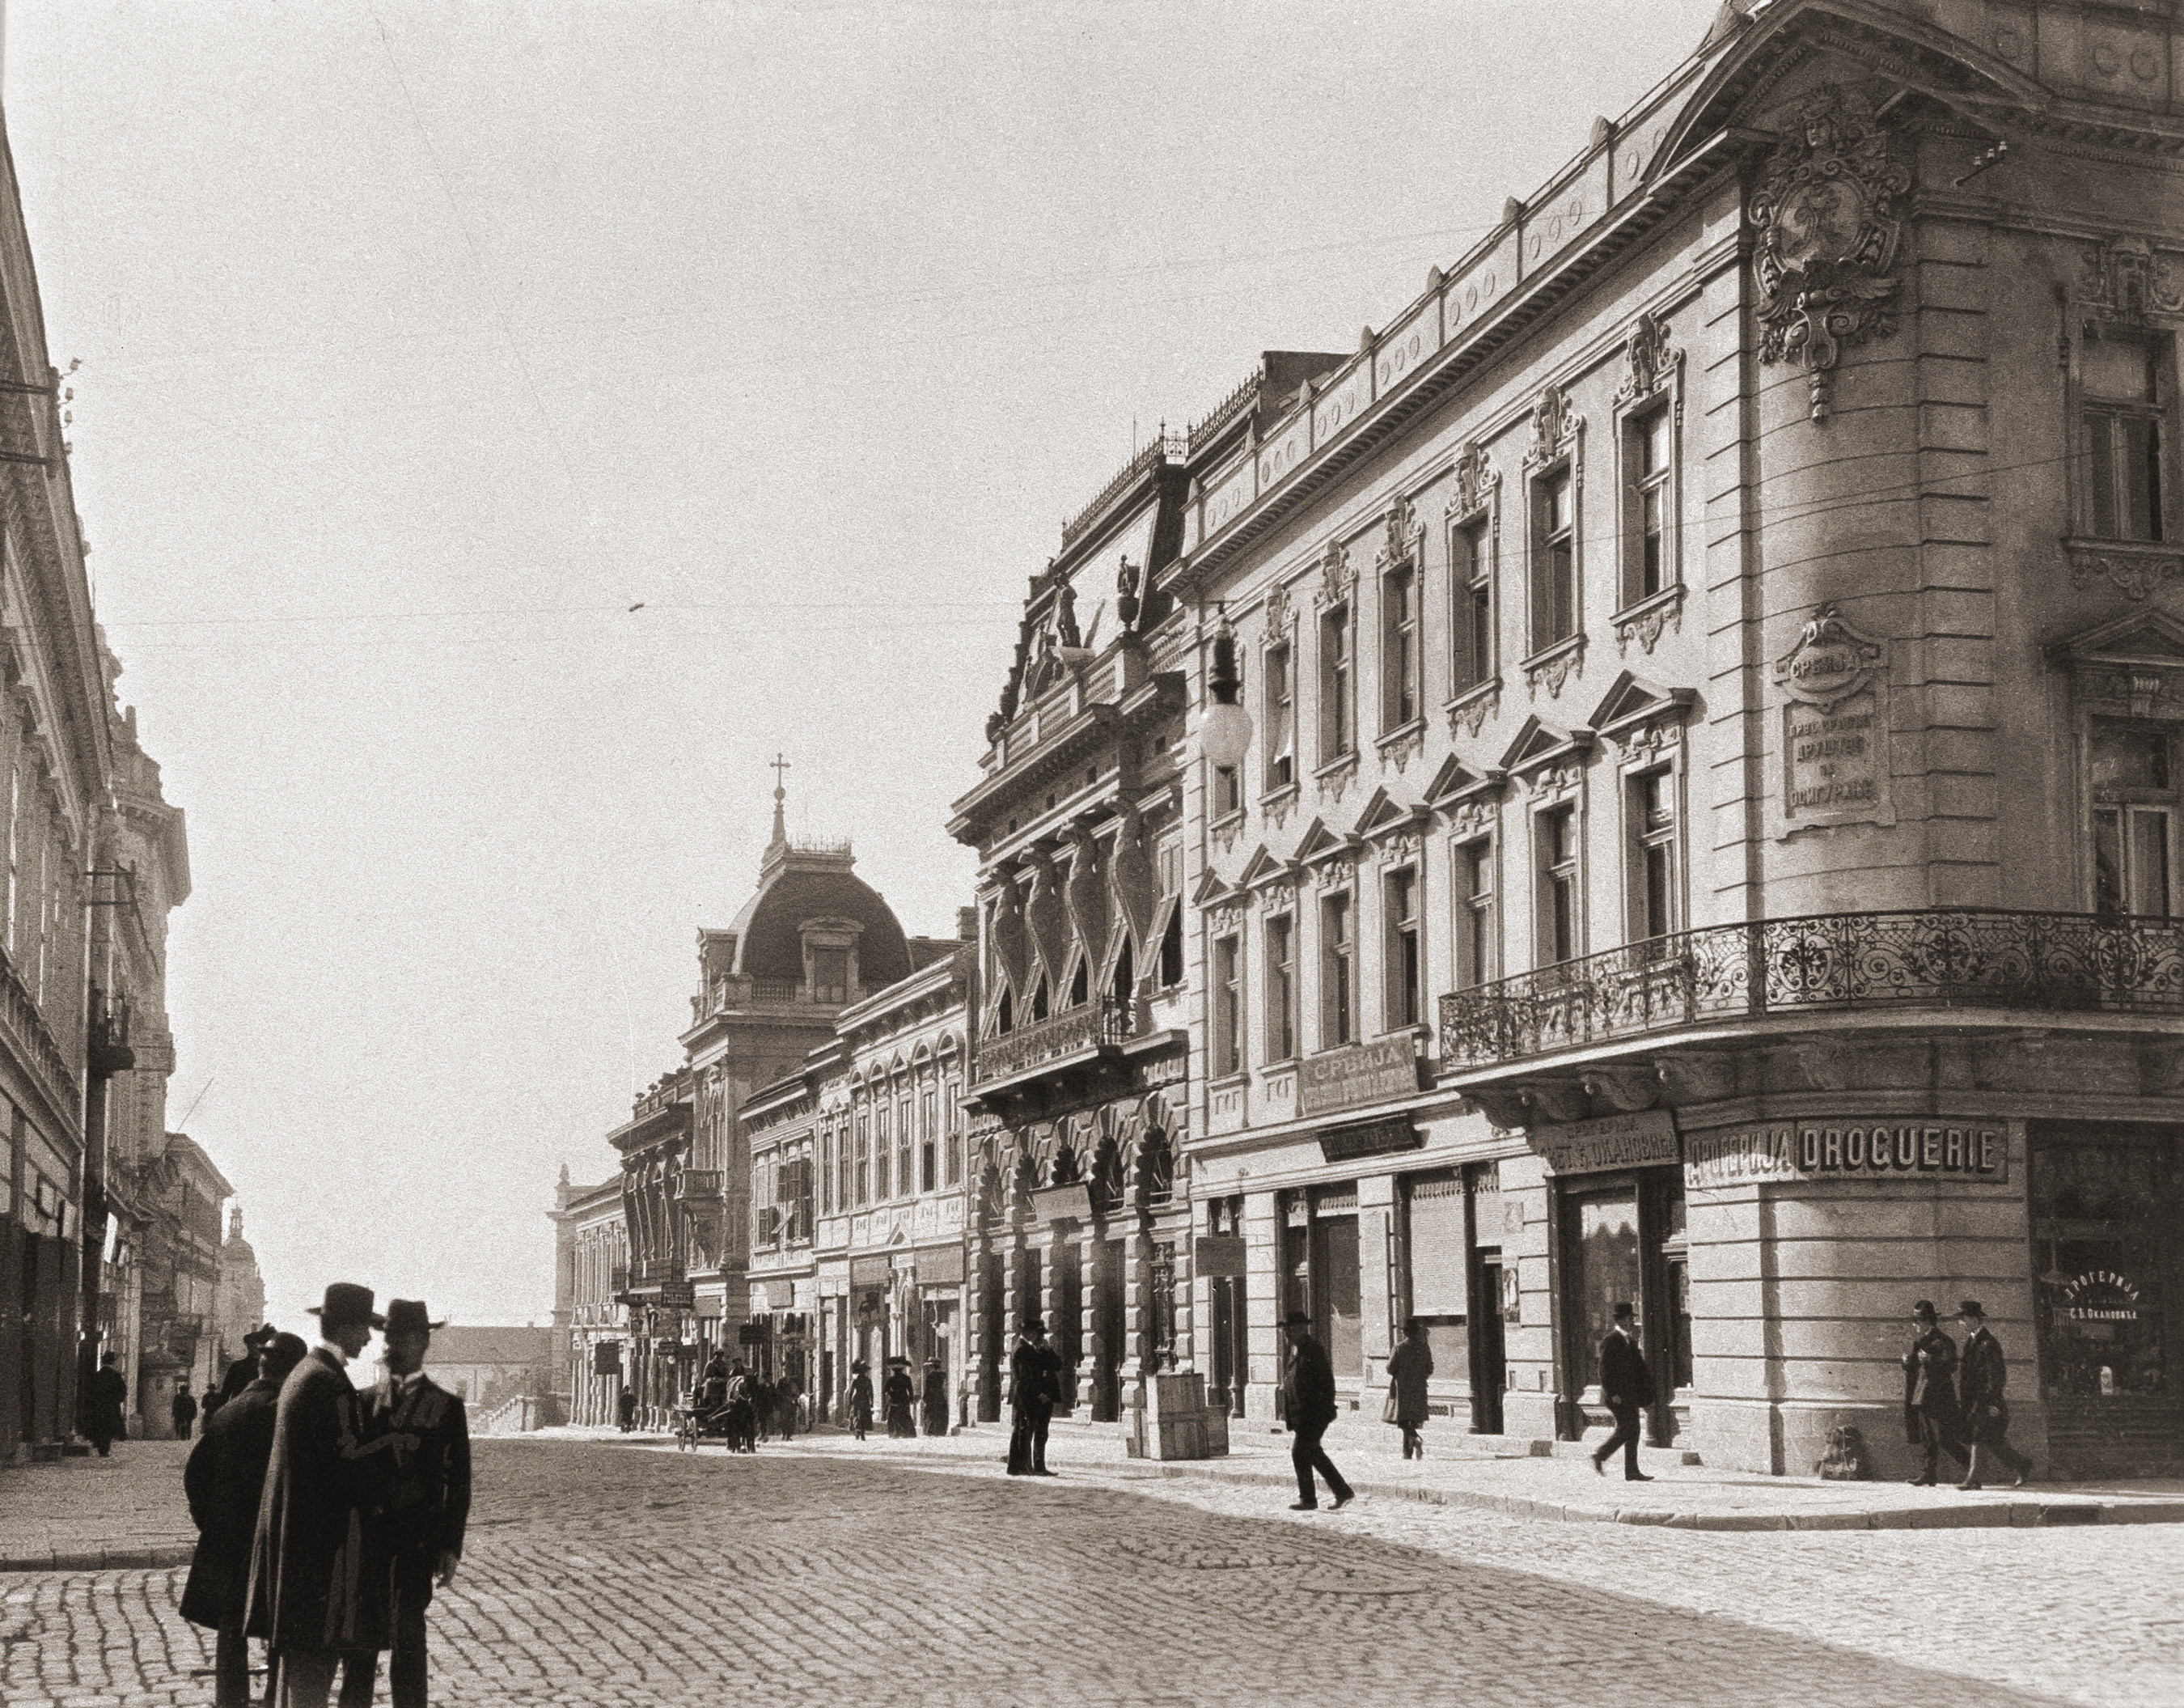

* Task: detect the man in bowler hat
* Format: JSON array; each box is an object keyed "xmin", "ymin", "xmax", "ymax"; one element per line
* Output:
[
  {"xmin": 1902, "ymin": 1299, "xmax": 1970, "ymax": 1486},
  {"xmin": 184, "ymin": 1331, "xmax": 308, "ymax": 1707},
  {"xmin": 1006, "ymin": 1316, "xmax": 1063, "ymax": 1476},
  {"xmin": 1590, "ymin": 1302, "xmax": 1655, "ymax": 1481},
  {"xmin": 1281, "ymin": 1310, "xmax": 1353, "ymax": 1511},
  {"xmin": 84, "ymin": 1353, "xmax": 129, "ymax": 1456},
  {"xmin": 1954, "ymin": 1301, "xmax": 2034, "ymax": 1490},
  {"xmin": 246, "ymin": 1283, "xmax": 410, "ymax": 1708},
  {"xmin": 341, "ymin": 1301, "xmax": 471, "ymax": 1708}
]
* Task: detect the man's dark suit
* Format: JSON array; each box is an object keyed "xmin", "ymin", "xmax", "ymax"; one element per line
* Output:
[
  {"xmin": 1593, "ymin": 1328, "xmax": 1655, "ymax": 1477},
  {"xmin": 1901, "ymin": 1326, "xmax": 1969, "ymax": 1483},
  {"xmin": 1957, "ymin": 1327, "xmax": 2032, "ymax": 1482},
  {"xmin": 341, "ymin": 1373, "xmax": 472, "ymax": 1708},
  {"xmin": 84, "ymin": 1365, "xmax": 128, "ymax": 1455},
  {"xmin": 1006, "ymin": 1337, "xmax": 1062, "ymax": 1475},
  {"xmin": 1283, "ymin": 1332, "xmax": 1352, "ymax": 1507},
  {"xmin": 182, "ymin": 1376, "xmax": 282, "ymax": 1706}
]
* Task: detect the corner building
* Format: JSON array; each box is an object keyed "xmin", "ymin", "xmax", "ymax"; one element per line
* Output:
[{"xmin": 1156, "ymin": 0, "xmax": 2184, "ymax": 1478}]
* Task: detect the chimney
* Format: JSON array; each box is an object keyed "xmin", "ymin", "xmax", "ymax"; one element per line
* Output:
[{"xmin": 957, "ymin": 906, "xmax": 979, "ymax": 941}]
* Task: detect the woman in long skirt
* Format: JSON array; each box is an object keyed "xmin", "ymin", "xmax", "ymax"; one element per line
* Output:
[
  {"xmin": 848, "ymin": 1362, "xmax": 874, "ymax": 1441},
  {"xmin": 1386, "ymin": 1316, "xmax": 1435, "ymax": 1460},
  {"xmin": 921, "ymin": 1358, "xmax": 950, "ymax": 1436},
  {"xmin": 882, "ymin": 1360, "xmax": 917, "ymax": 1438}
]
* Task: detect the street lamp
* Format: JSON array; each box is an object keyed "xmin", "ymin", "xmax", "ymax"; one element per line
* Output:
[{"xmin": 1196, "ymin": 617, "xmax": 1254, "ymax": 770}]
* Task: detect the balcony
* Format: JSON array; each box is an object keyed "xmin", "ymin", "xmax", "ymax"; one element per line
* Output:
[
  {"xmin": 609, "ymin": 1265, "xmax": 629, "ymax": 1295},
  {"xmin": 1440, "ymin": 908, "xmax": 2184, "ymax": 1073},
  {"xmin": 675, "ymin": 1170, "xmax": 722, "ymax": 1202},
  {"xmin": 973, "ymin": 998, "xmax": 1132, "ymax": 1089}
]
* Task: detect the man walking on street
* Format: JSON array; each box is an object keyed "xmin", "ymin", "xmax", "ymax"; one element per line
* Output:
[
  {"xmin": 183, "ymin": 1332, "xmax": 308, "ymax": 1707},
  {"xmin": 245, "ymin": 1282, "xmax": 408, "ymax": 1708},
  {"xmin": 1281, "ymin": 1310, "xmax": 1352, "ymax": 1511},
  {"xmin": 1590, "ymin": 1302, "xmax": 1655, "ymax": 1481},
  {"xmin": 1902, "ymin": 1298, "xmax": 1970, "ymax": 1487},
  {"xmin": 85, "ymin": 1353, "xmax": 129, "ymax": 1456},
  {"xmin": 1954, "ymin": 1301, "xmax": 2034, "ymax": 1490},
  {"xmin": 1005, "ymin": 1316, "xmax": 1062, "ymax": 1477},
  {"xmin": 342, "ymin": 1301, "xmax": 471, "ymax": 1708},
  {"xmin": 173, "ymin": 1380, "xmax": 200, "ymax": 1440}
]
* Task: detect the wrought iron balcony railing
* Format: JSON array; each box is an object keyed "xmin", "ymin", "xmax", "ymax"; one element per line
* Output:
[
  {"xmin": 973, "ymin": 998, "xmax": 1132, "ymax": 1087},
  {"xmin": 1440, "ymin": 908, "xmax": 2184, "ymax": 1071}
]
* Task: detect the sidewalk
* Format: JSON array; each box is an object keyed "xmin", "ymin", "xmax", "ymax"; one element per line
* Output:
[
  {"xmin": 541, "ymin": 1411, "xmax": 2184, "ymax": 1534},
  {"xmin": 0, "ymin": 1440, "xmax": 197, "ymax": 1570}
]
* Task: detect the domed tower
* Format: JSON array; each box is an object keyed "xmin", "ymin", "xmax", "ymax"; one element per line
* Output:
[
  {"xmin": 213, "ymin": 1206, "xmax": 265, "ymax": 1372},
  {"xmin": 612, "ymin": 765, "xmax": 917, "ymax": 1399}
]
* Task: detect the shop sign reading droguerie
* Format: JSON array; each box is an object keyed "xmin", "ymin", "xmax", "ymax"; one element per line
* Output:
[{"xmin": 1685, "ymin": 1121, "xmax": 2007, "ymax": 1188}]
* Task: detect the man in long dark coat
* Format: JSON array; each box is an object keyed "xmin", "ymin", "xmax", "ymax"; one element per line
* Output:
[
  {"xmin": 1954, "ymin": 1299, "xmax": 2034, "ymax": 1490},
  {"xmin": 84, "ymin": 1353, "xmax": 129, "ymax": 1456},
  {"xmin": 1590, "ymin": 1301, "xmax": 1656, "ymax": 1481},
  {"xmin": 342, "ymin": 1300, "xmax": 470, "ymax": 1708},
  {"xmin": 1281, "ymin": 1309, "xmax": 1352, "ymax": 1511},
  {"xmin": 245, "ymin": 1282, "xmax": 409, "ymax": 1708},
  {"xmin": 183, "ymin": 1332, "xmax": 307, "ymax": 1707},
  {"xmin": 1902, "ymin": 1298, "xmax": 1970, "ymax": 1486},
  {"xmin": 1006, "ymin": 1316, "xmax": 1063, "ymax": 1476}
]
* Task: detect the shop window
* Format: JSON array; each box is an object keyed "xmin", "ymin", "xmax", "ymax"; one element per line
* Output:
[
  {"xmin": 1321, "ymin": 891, "xmax": 1354, "ymax": 1048},
  {"xmin": 1568, "ymin": 1185, "xmax": 1642, "ymax": 1361},
  {"xmin": 1405, "ymin": 1172, "xmax": 1469, "ymax": 1375},
  {"xmin": 2030, "ymin": 1132, "xmax": 2178, "ymax": 1413},
  {"xmin": 1264, "ymin": 912, "xmax": 1296, "ymax": 1062},
  {"xmin": 1320, "ymin": 604, "xmax": 1354, "ymax": 762},
  {"xmin": 1264, "ymin": 639, "xmax": 1295, "ymax": 790},
  {"xmin": 1627, "ymin": 766, "xmax": 1678, "ymax": 943},
  {"xmin": 1537, "ymin": 803, "xmax": 1580, "ymax": 965},
  {"xmin": 2079, "ymin": 333, "xmax": 2172, "ymax": 542},
  {"xmin": 1451, "ymin": 520, "xmax": 1492, "ymax": 694},
  {"xmin": 1382, "ymin": 562, "xmax": 1419, "ymax": 730},
  {"xmin": 1623, "ymin": 405, "xmax": 1674, "ymax": 604},
  {"xmin": 1531, "ymin": 469, "xmax": 1577, "ymax": 650},
  {"xmin": 2092, "ymin": 718, "xmax": 2179, "ymax": 917},
  {"xmin": 1384, "ymin": 866, "xmax": 1420, "ymax": 1028},
  {"xmin": 1212, "ymin": 933, "xmax": 1243, "ymax": 1078}
]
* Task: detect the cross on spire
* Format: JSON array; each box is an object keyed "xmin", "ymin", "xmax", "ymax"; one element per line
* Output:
[{"xmin": 768, "ymin": 752, "xmax": 790, "ymax": 850}]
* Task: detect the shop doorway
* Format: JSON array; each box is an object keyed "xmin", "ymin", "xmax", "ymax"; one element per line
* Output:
[
  {"xmin": 2031, "ymin": 1124, "xmax": 2184, "ymax": 1474},
  {"xmin": 1556, "ymin": 1167, "xmax": 1687, "ymax": 1444},
  {"xmin": 1471, "ymin": 1257, "xmax": 1506, "ymax": 1435},
  {"xmin": 976, "ymin": 1251, "xmax": 1005, "ymax": 1422},
  {"xmin": 1090, "ymin": 1237, "xmax": 1124, "ymax": 1421},
  {"xmin": 1282, "ymin": 1185, "xmax": 1362, "ymax": 1382},
  {"xmin": 1052, "ymin": 1242, "xmax": 1082, "ymax": 1409}
]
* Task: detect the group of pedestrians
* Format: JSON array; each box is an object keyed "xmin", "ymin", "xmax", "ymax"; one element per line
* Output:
[
  {"xmin": 177, "ymin": 1282, "xmax": 472, "ymax": 1708},
  {"xmin": 1904, "ymin": 1299, "xmax": 2037, "ymax": 1489},
  {"xmin": 693, "ymin": 1352, "xmax": 803, "ymax": 1452}
]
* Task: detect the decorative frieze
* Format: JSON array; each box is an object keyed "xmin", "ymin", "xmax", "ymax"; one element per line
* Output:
[
  {"xmin": 1523, "ymin": 635, "xmax": 1586, "ymax": 701},
  {"xmin": 1614, "ymin": 585, "xmax": 1685, "ymax": 656},
  {"xmin": 2066, "ymin": 540, "xmax": 2184, "ymax": 603},
  {"xmin": 1315, "ymin": 539, "xmax": 1356, "ymax": 608},
  {"xmin": 1448, "ymin": 440, "xmax": 1500, "ymax": 519}
]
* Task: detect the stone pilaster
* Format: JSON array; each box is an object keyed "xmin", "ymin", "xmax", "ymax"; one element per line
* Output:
[{"xmin": 1242, "ymin": 1189, "xmax": 1280, "ymax": 1422}]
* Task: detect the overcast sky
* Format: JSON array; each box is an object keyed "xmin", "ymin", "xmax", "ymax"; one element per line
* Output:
[{"xmin": 4, "ymin": 0, "xmax": 1720, "ymax": 1336}]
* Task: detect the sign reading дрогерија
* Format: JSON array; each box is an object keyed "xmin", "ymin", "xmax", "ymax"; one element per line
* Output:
[{"xmin": 1686, "ymin": 1121, "xmax": 2007, "ymax": 1189}]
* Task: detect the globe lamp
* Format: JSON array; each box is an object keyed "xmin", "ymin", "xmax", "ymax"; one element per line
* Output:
[{"xmin": 1197, "ymin": 626, "xmax": 1254, "ymax": 770}]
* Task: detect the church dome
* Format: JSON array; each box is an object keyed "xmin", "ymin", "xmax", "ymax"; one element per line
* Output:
[{"xmin": 726, "ymin": 859, "xmax": 912, "ymax": 986}]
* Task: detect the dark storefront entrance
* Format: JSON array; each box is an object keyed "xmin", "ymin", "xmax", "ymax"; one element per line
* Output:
[
  {"xmin": 1555, "ymin": 1164, "xmax": 1690, "ymax": 1445},
  {"xmin": 2031, "ymin": 1123, "xmax": 2184, "ymax": 1475},
  {"xmin": 1282, "ymin": 1185, "xmax": 1362, "ymax": 1381}
]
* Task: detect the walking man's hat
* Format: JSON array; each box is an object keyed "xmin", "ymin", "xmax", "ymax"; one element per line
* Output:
[
  {"xmin": 1612, "ymin": 1301, "xmax": 1636, "ymax": 1322},
  {"xmin": 384, "ymin": 1299, "xmax": 446, "ymax": 1337},
  {"xmin": 243, "ymin": 1324, "xmax": 279, "ymax": 1350},
  {"xmin": 307, "ymin": 1283, "xmax": 385, "ymax": 1330},
  {"xmin": 1911, "ymin": 1299, "xmax": 1939, "ymax": 1322},
  {"xmin": 1958, "ymin": 1299, "xmax": 1986, "ymax": 1320},
  {"xmin": 1022, "ymin": 1316, "xmax": 1046, "ymax": 1333},
  {"xmin": 1283, "ymin": 1309, "xmax": 1310, "ymax": 1327}
]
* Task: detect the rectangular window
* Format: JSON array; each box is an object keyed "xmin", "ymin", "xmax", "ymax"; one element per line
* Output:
[
  {"xmin": 2082, "ymin": 335, "xmax": 2167, "ymax": 543},
  {"xmin": 811, "ymin": 947, "xmax": 850, "ymax": 1004},
  {"xmin": 943, "ymin": 1079, "xmax": 963, "ymax": 1187},
  {"xmin": 1265, "ymin": 913, "xmax": 1296, "ymax": 1062},
  {"xmin": 896, "ymin": 1095, "xmax": 913, "ymax": 1200},
  {"xmin": 4, "ymin": 763, "xmax": 15, "ymax": 959},
  {"xmin": 819, "ymin": 1127, "xmax": 833, "ymax": 1214},
  {"xmin": 1384, "ymin": 867, "xmax": 1420, "ymax": 1028},
  {"xmin": 1458, "ymin": 837, "xmax": 1495, "ymax": 987},
  {"xmin": 1212, "ymin": 934, "xmax": 1243, "ymax": 1077},
  {"xmin": 856, "ymin": 1110, "xmax": 872, "ymax": 1206},
  {"xmin": 1382, "ymin": 566, "xmax": 1418, "ymax": 730},
  {"xmin": 1539, "ymin": 804, "xmax": 1579, "ymax": 964},
  {"xmin": 1320, "ymin": 605, "xmax": 1352, "ymax": 761},
  {"xmin": 1265, "ymin": 641, "xmax": 1295, "ymax": 790},
  {"xmin": 1451, "ymin": 521, "xmax": 1492, "ymax": 695},
  {"xmin": 2093, "ymin": 718, "xmax": 2179, "ymax": 917},
  {"xmin": 1322, "ymin": 892, "xmax": 1354, "ymax": 1047},
  {"xmin": 1629, "ymin": 767, "xmax": 1678, "ymax": 942},
  {"xmin": 920, "ymin": 1088, "xmax": 938, "ymax": 1193},
  {"xmin": 1534, "ymin": 470, "xmax": 1577, "ymax": 649},
  {"xmin": 795, "ymin": 1155, "xmax": 815, "ymax": 1240},
  {"xmin": 1628, "ymin": 406, "xmax": 1673, "ymax": 601}
]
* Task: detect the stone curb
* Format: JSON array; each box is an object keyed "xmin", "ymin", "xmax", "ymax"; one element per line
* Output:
[
  {"xmin": 0, "ymin": 1542, "xmax": 193, "ymax": 1573},
  {"xmin": 1137, "ymin": 1460, "xmax": 2184, "ymax": 1532}
]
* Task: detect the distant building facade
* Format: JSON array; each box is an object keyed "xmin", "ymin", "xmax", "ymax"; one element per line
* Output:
[{"xmin": 548, "ymin": 1166, "xmax": 629, "ymax": 1428}]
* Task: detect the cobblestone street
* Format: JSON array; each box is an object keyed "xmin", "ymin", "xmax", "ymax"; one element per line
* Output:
[{"xmin": 6, "ymin": 1437, "xmax": 2182, "ymax": 1707}]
